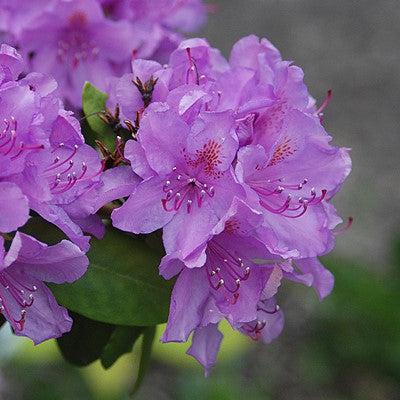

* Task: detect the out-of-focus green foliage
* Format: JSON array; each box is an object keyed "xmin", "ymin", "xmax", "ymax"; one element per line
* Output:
[
  {"xmin": 310, "ymin": 256, "xmax": 400, "ymax": 383},
  {"xmin": 130, "ymin": 326, "xmax": 156, "ymax": 396}
]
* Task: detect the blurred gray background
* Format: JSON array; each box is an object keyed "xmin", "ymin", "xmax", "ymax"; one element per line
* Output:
[{"xmin": 201, "ymin": 0, "xmax": 400, "ymax": 265}]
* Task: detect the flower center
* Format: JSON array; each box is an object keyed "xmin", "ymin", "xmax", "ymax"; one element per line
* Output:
[
  {"xmin": 57, "ymin": 12, "xmax": 99, "ymax": 69},
  {"xmin": 0, "ymin": 271, "xmax": 37, "ymax": 331},
  {"xmin": 161, "ymin": 166, "xmax": 214, "ymax": 213},
  {"xmin": 206, "ymin": 240, "xmax": 250, "ymax": 303}
]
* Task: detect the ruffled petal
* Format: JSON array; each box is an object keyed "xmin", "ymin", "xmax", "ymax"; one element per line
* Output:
[
  {"xmin": 112, "ymin": 176, "xmax": 174, "ymax": 234},
  {"xmin": 8, "ymin": 232, "xmax": 88, "ymax": 284},
  {"xmin": 161, "ymin": 267, "xmax": 209, "ymax": 342},
  {"xmin": 187, "ymin": 324, "xmax": 223, "ymax": 376},
  {"xmin": 0, "ymin": 182, "xmax": 29, "ymax": 233}
]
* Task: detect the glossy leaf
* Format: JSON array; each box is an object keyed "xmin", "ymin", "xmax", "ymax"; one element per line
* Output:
[
  {"xmin": 50, "ymin": 227, "xmax": 172, "ymax": 326},
  {"xmin": 130, "ymin": 326, "xmax": 156, "ymax": 396},
  {"xmin": 101, "ymin": 326, "xmax": 144, "ymax": 369},
  {"xmin": 82, "ymin": 81, "xmax": 113, "ymax": 146},
  {"xmin": 57, "ymin": 312, "xmax": 115, "ymax": 367}
]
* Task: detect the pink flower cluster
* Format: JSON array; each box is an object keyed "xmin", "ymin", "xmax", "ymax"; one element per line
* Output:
[
  {"xmin": 0, "ymin": 1, "xmax": 351, "ymax": 374},
  {"xmin": 106, "ymin": 36, "xmax": 351, "ymax": 373}
]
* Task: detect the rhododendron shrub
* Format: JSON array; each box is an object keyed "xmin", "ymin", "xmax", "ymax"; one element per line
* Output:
[{"xmin": 0, "ymin": 4, "xmax": 351, "ymax": 394}]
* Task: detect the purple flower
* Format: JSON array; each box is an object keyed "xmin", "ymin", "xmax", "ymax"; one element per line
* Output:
[
  {"xmin": 74, "ymin": 32, "xmax": 350, "ymax": 372},
  {"xmin": 0, "ymin": 72, "xmax": 49, "ymax": 233},
  {"xmin": 0, "ymin": 0, "xmax": 208, "ymax": 106},
  {"xmin": 157, "ymin": 35, "xmax": 350, "ymax": 259},
  {"xmin": 235, "ymin": 109, "xmax": 351, "ymax": 258},
  {"xmin": 0, "ymin": 232, "xmax": 88, "ymax": 344},
  {"xmin": 100, "ymin": 0, "xmax": 207, "ymax": 61},
  {"xmin": 168, "ymin": 38, "xmax": 229, "ymax": 89},
  {"xmin": 25, "ymin": 110, "xmax": 105, "ymax": 250},
  {"xmin": 158, "ymin": 198, "xmax": 334, "ymax": 373},
  {"xmin": 226, "ymin": 35, "xmax": 315, "ymax": 129},
  {"xmin": 101, "ymin": 35, "xmax": 349, "ymax": 372},
  {"xmin": 159, "ymin": 199, "xmax": 286, "ymax": 373},
  {"xmin": 7, "ymin": 0, "xmax": 135, "ymax": 107},
  {"xmin": 0, "ymin": 45, "xmax": 104, "ymax": 250},
  {"xmin": 112, "ymin": 105, "xmax": 245, "ymax": 257}
]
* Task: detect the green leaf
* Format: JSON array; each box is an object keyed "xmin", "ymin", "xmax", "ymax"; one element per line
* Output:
[
  {"xmin": 57, "ymin": 312, "xmax": 115, "ymax": 367},
  {"xmin": 142, "ymin": 230, "xmax": 165, "ymax": 257},
  {"xmin": 82, "ymin": 82, "xmax": 113, "ymax": 146},
  {"xmin": 130, "ymin": 326, "xmax": 156, "ymax": 397},
  {"xmin": 50, "ymin": 228, "xmax": 172, "ymax": 326},
  {"xmin": 101, "ymin": 326, "xmax": 144, "ymax": 369}
]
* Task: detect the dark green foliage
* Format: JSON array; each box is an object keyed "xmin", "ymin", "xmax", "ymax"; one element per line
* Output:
[
  {"xmin": 57, "ymin": 312, "xmax": 115, "ymax": 367},
  {"xmin": 50, "ymin": 227, "xmax": 172, "ymax": 326}
]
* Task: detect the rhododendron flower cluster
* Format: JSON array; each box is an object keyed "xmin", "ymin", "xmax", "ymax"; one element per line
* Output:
[
  {"xmin": 0, "ymin": 45, "xmax": 100, "ymax": 342},
  {"xmin": 105, "ymin": 35, "xmax": 351, "ymax": 373},
  {"xmin": 0, "ymin": 2, "xmax": 351, "ymax": 383},
  {"xmin": 0, "ymin": 0, "xmax": 207, "ymax": 107},
  {"xmin": 0, "ymin": 44, "xmax": 105, "ymax": 250}
]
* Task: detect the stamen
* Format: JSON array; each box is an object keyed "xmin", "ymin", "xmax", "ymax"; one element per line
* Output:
[
  {"xmin": 161, "ymin": 166, "xmax": 215, "ymax": 213},
  {"xmin": 316, "ymin": 89, "xmax": 333, "ymax": 122},
  {"xmin": 206, "ymin": 240, "xmax": 250, "ymax": 299},
  {"xmin": 45, "ymin": 144, "xmax": 78, "ymax": 172},
  {"xmin": 10, "ymin": 143, "xmax": 44, "ymax": 160},
  {"xmin": 257, "ymin": 304, "xmax": 280, "ymax": 314},
  {"xmin": 333, "ymin": 216, "xmax": 353, "ymax": 236},
  {"xmin": 0, "ymin": 272, "xmax": 37, "ymax": 331},
  {"xmin": 252, "ymin": 176, "xmax": 326, "ymax": 219}
]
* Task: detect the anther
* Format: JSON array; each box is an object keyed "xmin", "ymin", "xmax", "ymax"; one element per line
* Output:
[{"xmin": 186, "ymin": 199, "xmax": 193, "ymax": 213}]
